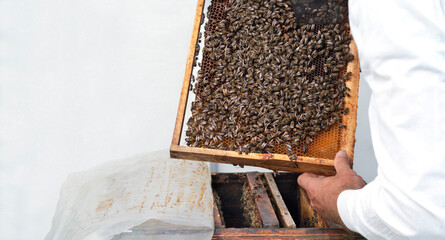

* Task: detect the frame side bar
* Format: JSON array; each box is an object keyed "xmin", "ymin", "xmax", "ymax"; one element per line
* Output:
[{"xmin": 171, "ymin": 0, "xmax": 205, "ymax": 147}]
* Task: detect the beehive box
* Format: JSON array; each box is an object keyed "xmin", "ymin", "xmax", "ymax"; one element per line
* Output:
[
  {"xmin": 170, "ymin": 0, "xmax": 360, "ymax": 175},
  {"xmin": 211, "ymin": 172, "xmax": 364, "ymax": 239}
]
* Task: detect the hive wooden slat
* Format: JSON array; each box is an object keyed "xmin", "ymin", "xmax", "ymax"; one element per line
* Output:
[
  {"xmin": 170, "ymin": 0, "xmax": 360, "ymax": 175},
  {"xmin": 245, "ymin": 172, "xmax": 280, "ymax": 228},
  {"xmin": 212, "ymin": 228, "xmax": 365, "ymax": 239},
  {"xmin": 171, "ymin": 0, "xmax": 204, "ymax": 146},
  {"xmin": 299, "ymin": 187, "xmax": 328, "ymax": 228},
  {"xmin": 171, "ymin": 145, "xmax": 336, "ymax": 175},
  {"xmin": 339, "ymin": 40, "xmax": 360, "ymax": 166},
  {"xmin": 213, "ymin": 194, "xmax": 226, "ymax": 228},
  {"xmin": 263, "ymin": 173, "xmax": 297, "ymax": 228}
]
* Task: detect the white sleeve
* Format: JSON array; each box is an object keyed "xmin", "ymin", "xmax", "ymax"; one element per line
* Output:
[{"xmin": 337, "ymin": 0, "xmax": 445, "ymax": 239}]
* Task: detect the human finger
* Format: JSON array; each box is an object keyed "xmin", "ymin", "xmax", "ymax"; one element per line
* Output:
[
  {"xmin": 334, "ymin": 150, "xmax": 352, "ymax": 174},
  {"xmin": 297, "ymin": 172, "xmax": 320, "ymax": 191}
]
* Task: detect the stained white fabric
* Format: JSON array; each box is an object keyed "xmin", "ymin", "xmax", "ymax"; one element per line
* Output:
[
  {"xmin": 45, "ymin": 150, "xmax": 214, "ymax": 240},
  {"xmin": 337, "ymin": 0, "xmax": 445, "ymax": 239}
]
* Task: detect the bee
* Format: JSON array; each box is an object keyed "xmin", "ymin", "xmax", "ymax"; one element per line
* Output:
[{"xmin": 185, "ymin": 0, "xmax": 354, "ymax": 159}]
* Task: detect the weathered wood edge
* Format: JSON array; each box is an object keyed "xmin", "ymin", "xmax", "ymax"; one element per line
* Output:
[
  {"xmin": 340, "ymin": 39, "xmax": 360, "ymax": 167},
  {"xmin": 263, "ymin": 173, "xmax": 297, "ymax": 228},
  {"xmin": 299, "ymin": 188, "xmax": 328, "ymax": 228},
  {"xmin": 212, "ymin": 228, "xmax": 365, "ymax": 239},
  {"xmin": 171, "ymin": 145, "xmax": 336, "ymax": 175},
  {"xmin": 212, "ymin": 172, "xmax": 245, "ymax": 183},
  {"xmin": 213, "ymin": 195, "xmax": 226, "ymax": 228},
  {"xmin": 246, "ymin": 173, "xmax": 280, "ymax": 228},
  {"xmin": 171, "ymin": 0, "xmax": 205, "ymax": 146}
]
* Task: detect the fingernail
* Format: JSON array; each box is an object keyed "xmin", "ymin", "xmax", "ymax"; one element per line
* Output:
[{"xmin": 337, "ymin": 150, "xmax": 347, "ymax": 158}]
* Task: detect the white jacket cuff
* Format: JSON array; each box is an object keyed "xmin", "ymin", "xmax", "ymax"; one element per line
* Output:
[{"xmin": 337, "ymin": 178, "xmax": 394, "ymax": 240}]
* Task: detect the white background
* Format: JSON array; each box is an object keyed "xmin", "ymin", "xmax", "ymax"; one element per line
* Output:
[{"xmin": 0, "ymin": 0, "xmax": 376, "ymax": 239}]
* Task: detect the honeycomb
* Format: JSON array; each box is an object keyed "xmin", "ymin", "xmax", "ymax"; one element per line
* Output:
[{"xmin": 186, "ymin": 0, "xmax": 352, "ymax": 160}]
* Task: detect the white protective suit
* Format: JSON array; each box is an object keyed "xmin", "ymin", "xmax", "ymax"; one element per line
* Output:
[{"xmin": 337, "ymin": 0, "xmax": 445, "ymax": 239}]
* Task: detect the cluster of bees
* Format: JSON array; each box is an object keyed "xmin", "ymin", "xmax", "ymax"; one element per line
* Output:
[
  {"xmin": 291, "ymin": 0, "xmax": 349, "ymax": 25},
  {"xmin": 186, "ymin": 0, "xmax": 353, "ymax": 160}
]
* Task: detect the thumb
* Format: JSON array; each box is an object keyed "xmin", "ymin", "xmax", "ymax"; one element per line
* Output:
[{"xmin": 334, "ymin": 150, "xmax": 352, "ymax": 174}]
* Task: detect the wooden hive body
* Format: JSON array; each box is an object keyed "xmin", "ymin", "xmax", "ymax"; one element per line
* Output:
[{"xmin": 211, "ymin": 172, "xmax": 364, "ymax": 239}]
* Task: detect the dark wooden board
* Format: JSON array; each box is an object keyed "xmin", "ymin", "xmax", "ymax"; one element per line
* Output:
[
  {"xmin": 213, "ymin": 228, "xmax": 365, "ymax": 239},
  {"xmin": 245, "ymin": 173, "xmax": 280, "ymax": 228}
]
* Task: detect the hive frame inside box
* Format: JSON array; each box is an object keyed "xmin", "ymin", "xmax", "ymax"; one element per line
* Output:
[
  {"xmin": 170, "ymin": 0, "xmax": 360, "ymax": 175},
  {"xmin": 211, "ymin": 172, "xmax": 365, "ymax": 239}
]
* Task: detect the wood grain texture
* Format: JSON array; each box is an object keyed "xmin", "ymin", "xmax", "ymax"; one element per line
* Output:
[
  {"xmin": 171, "ymin": 145, "xmax": 336, "ymax": 175},
  {"xmin": 212, "ymin": 172, "xmax": 246, "ymax": 184},
  {"xmin": 299, "ymin": 188, "xmax": 328, "ymax": 228},
  {"xmin": 214, "ymin": 199, "xmax": 226, "ymax": 228},
  {"xmin": 263, "ymin": 173, "xmax": 296, "ymax": 228},
  {"xmin": 212, "ymin": 228, "xmax": 365, "ymax": 239},
  {"xmin": 340, "ymin": 40, "xmax": 360, "ymax": 167},
  {"xmin": 171, "ymin": 0, "xmax": 205, "ymax": 146},
  {"xmin": 246, "ymin": 173, "xmax": 280, "ymax": 228}
]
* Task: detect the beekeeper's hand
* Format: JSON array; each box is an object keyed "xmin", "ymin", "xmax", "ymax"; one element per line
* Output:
[{"xmin": 298, "ymin": 150, "xmax": 366, "ymax": 230}]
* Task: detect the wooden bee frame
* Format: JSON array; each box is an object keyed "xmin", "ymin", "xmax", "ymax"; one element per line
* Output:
[{"xmin": 170, "ymin": 0, "xmax": 360, "ymax": 175}]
